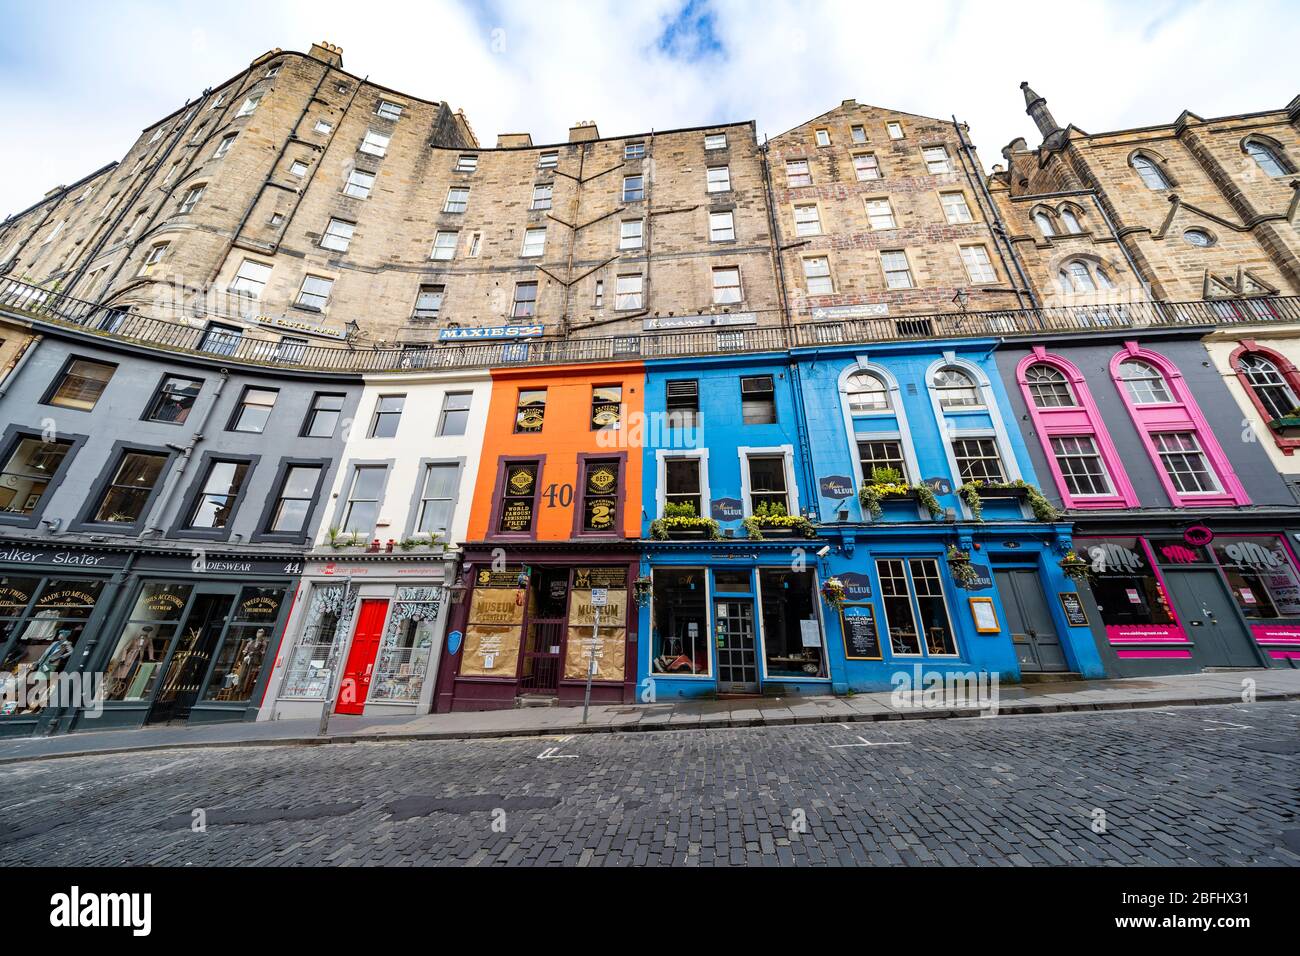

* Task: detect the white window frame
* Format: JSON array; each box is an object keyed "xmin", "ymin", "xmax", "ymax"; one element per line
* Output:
[
  {"xmin": 521, "ymin": 227, "xmax": 546, "ymax": 258},
  {"xmin": 709, "ymin": 210, "xmax": 735, "ymax": 242},
  {"xmin": 321, "ymin": 218, "xmax": 355, "ymax": 252},
  {"xmin": 360, "ymin": 129, "xmax": 390, "ymax": 157},
  {"xmin": 619, "ymin": 219, "xmax": 643, "ymax": 250}
]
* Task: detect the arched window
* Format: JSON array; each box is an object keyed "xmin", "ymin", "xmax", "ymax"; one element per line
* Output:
[
  {"xmin": 844, "ymin": 371, "xmax": 890, "ymax": 413},
  {"xmin": 1184, "ymin": 228, "xmax": 1213, "ymax": 247},
  {"xmin": 1131, "ymin": 154, "xmax": 1170, "ymax": 190},
  {"xmin": 933, "ymin": 368, "xmax": 980, "ymax": 408},
  {"xmin": 1117, "ymin": 359, "xmax": 1173, "ymax": 405},
  {"xmin": 1033, "ymin": 211, "xmax": 1055, "ymax": 238},
  {"xmin": 1025, "ymin": 363, "xmax": 1077, "ymax": 408},
  {"xmin": 1245, "ymin": 140, "xmax": 1290, "ymax": 178},
  {"xmin": 1060, "ymin": 207, "xmax": 1083, "ymax": 234},
  {"xmin": 1238, "ymin": 354, "xmax": 1298, "ymax": 420},
  {"xmin": 1058, "ymin": 258, "xmax": 1116, "ymax": 294}
]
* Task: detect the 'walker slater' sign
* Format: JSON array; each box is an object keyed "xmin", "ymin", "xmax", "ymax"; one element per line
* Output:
[
  {"xmin": 0, "ymin": 544, "xmax": 129, "ymax": 569},
  {"xmin": 710, "ymin": 498, "xmax": 744, "ymax": 521},
  {"xmin": 439, "ymin": 324, "xmax": 544, "ymax": 341},
  {"xmin": 819, "ymin": 475, "xmax": 854, "ymax": 500}
]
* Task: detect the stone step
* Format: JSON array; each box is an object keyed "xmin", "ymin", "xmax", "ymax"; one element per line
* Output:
[{"xmin": 1019, "ymin": 671, "xmax": 1083, "ymax": 684}]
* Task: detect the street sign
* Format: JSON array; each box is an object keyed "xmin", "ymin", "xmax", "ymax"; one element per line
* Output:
[{"xmin": 591, "ymin": 587, "xmax": 608, "ymax": 607}]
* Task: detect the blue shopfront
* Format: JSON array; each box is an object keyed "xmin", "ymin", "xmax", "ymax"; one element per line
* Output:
[
  {"xmin": 637, "ymin": 353, "xmax": 837, "ymax": 700},
  {"xmin": 791, "ymin": 338, "xmax": 1105, "ymax": 690}
]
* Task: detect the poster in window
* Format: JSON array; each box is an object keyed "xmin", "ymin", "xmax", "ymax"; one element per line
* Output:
[
  {"xmin": 499, "ymin": 498, "xmax": 534, "ymax": 533},
  {"xmin": 583, "ymin": 464, "xmax": 619, "ymax": 532},
  {"xmin": 565, "ymin": 587, "xmax": 627, "ymax": 680},
  {"xmin": 591, "ymin": 387, "xmax": 622, "ymax": 429},
  {"xmin": 459, "ymin": 587, "xmax": 524, "ymax": 677},
  {"xmin": 840, "ymin": 603, "xmax": 881, "ymax": 660}
]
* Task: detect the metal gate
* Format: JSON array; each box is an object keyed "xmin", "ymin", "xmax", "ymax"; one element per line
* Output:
[{"xmin": 520, "ymin": 619, "xmax": 563, "ymax": 694}]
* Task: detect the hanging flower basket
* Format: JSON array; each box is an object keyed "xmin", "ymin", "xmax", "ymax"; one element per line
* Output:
[
  {"xmin": 946, "ymin": 545, "xmax": 981, "ymax": 589},
  {"xmin": 1058, "ymin": 551, "xmax": 1093, "ymax": 583},
  {"xmin": 633, "ymin": 575, "xmax": 653, "ymax": 608},
  {"xmin": 820, "ymin": 577, "xmax": 846, "ymax": 609}
]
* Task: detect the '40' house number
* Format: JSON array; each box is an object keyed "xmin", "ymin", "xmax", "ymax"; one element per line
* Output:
[{"xmin": 543, "ymin": 483, "xmax": 574, "ymax": 508}]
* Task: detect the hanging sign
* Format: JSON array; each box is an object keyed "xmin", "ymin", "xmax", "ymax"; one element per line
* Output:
[
  {"xmin": 819, "ymin": 475, "xmax": 854, "ymax": 500},
  {"xmin": 838, "ymin": 572, "xmax": 872, "ymax": 600},
  {"xmin": 710, "ymin": 498, "xmax": 744, "ymax": 521}
]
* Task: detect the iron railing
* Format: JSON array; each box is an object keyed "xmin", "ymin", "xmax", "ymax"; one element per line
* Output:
[{"xmin": 2, "ymin": 275, "xmax": 1298, "ymax": 376}]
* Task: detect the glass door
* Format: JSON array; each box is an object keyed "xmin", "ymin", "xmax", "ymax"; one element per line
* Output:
[
  {"xmin": 146, "ymin": 591, "xmax": 236, "ymax": 724},
  {"xmin": 715, "ymin": 601, "xmax": 757, "ymax": 693}
]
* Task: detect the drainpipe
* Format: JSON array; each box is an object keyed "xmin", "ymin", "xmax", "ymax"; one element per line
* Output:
[
  {"xmin": 141, "ymin": 368, "xmax": 230, "ymax": 536},
  {"xmin": 0, "ymin": 332, "xmax": 42, "ymax": 398},
  {"xmin": 952, "ymin": 117, "xmax": 1038, "ymax": 310}
]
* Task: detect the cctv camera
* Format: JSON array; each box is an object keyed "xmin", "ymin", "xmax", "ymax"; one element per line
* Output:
[{"xmin": 815, "ymin": 545, "xmax": 830, "ymax": 558}]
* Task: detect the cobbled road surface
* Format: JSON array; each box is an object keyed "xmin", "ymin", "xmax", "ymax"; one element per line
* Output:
[{"xmin": 2, "ymin": 702, "xmax": 1297, "ymax": 866}]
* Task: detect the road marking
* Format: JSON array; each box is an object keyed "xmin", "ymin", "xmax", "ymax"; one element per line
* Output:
[
  {"xmin": 1203, "ymin": 719, "xmax": 1251, "ymax": 731},
  {"xmin": 830, "ymin": 736, "xmax": 906, "ymax": 749},
  {"xmin": 536, "ymin": 746, "xmax": 578, "ymax": 760}
]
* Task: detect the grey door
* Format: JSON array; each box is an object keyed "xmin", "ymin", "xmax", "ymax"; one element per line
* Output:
[
  {"xmin": 1163, "ymin": 570, "xmax": 1260, "ymax": 668},
  {"xmin": 994, "ymin": 568, "xmax": 1068, "ymax": 672},
  {"xmin": 715, "ymin": 600, "xmax": 758, "ymax": 693}
]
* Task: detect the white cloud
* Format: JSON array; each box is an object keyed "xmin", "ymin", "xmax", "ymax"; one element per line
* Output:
[{"xmin": 2, "ymin": 0, "xmax": 1297, "ymax": 217}]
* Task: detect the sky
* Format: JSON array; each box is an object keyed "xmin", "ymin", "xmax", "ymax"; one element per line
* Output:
[{"xmin": 1, "ymin": 0, "xmax": 1298, "ymax": 218}]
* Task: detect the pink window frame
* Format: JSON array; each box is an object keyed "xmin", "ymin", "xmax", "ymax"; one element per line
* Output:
[
  {"xmin": 1016, "ymin": 347, "xmax": 1137, "ymax": 508},
  {"xmin": 1109, "ymin": 342, "xmax": 1249, "ymax": 507},
  {"xmin": 1228, "ymin": 339, "xmax": 1300, "ymax": 455}
]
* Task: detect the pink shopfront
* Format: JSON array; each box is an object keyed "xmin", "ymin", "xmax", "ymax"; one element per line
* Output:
[{"xmin": 1077, "ymin": 532, "xmax": 1300, "ymax": 674}]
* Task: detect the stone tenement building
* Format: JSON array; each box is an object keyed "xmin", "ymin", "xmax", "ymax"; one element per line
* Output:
[
  {"xmin": 990, "ymin": 83, "xmax": 1300, "ymax": 314},
  {"xmin": 0, "ymin": 40, "xmax": 1297, "ymax": 352}
]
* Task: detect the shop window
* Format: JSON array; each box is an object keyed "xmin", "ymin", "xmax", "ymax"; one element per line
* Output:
[
  {"xmin": 370, "ymin": 586, "xmax": 441, "ymax": 702},
  {"xmin": 760, "ymin": 569, "xmax": 825, "ymax": 678},
  {"xmin": 651, "ymin": 569, "xmax": 708, "ymax": 675},
  {"xmin": 265, "ymin": 463, "xmax": 324, "ymax": 535},
  {"xmin": 0, "ymin": 578, "xmax": 103, "ymax": 713},
  {"xmin": 103, "ymin": 582, "xmax": 195, "ymax": 701},
  {"xmin": 580, "ymin": 459, "xmax": 621, "ymax": 533},
  {"xmin": 90, "ymin": 450, "xmax": 167, "ymax": 524},
  {"xmin": 282, "ymin": 583, "xmax": 358, "ymax": 698},
  {"xmin": 497, "ymin": 461, "xmax": 539, "ymax": 534},
  {"xmin": 664, "ymin": 456, "xmax": 702, "ymax": 516},
  {"xmin": 45, "ymin": 357, "xmax": 116, "ymax": 411},
  {"xmin": 0, "ymin": 435, "xmax": 73, "ymax": 516},
  {"xmin": 416, "ymin": 463, "xmax": 458, "ymax": 536},
  {"xmin": 1080, "ymin": 538, "xmax": 1175, "ymax": 627},
  {"xmin": 665, "ymin": 380, "xmax": 700, "ymax": 428},
  {"xmin": 746, "ymin": 455, "xmax": 788, "ymax": 513},
  {"xmin": 203, "ymin": 586, "xmax": 286, "ymax": 702},
  {"xmin": 514, "ymin": 389, "xmax": 546, "ymax": 433},
  {"xmin": 143, "ymin": 375, "xmax": 203, "ymax": 424},
  {"xmin": 741, "ymin": 375, "xmax": 776, "ymax": 424},
  {"xmin": 591, "ymin": 385, "xmax": 622, "ymax": 431},
  {"xmin": 342, "ymin": 466, "xmax": 386, "ymax": 534},
  {"xmin": 1212, "ymin": 536, "xmax": 1300, "ymax": 620},
  {"xmin": 185, "ymin": 459, "xmax": 250, "ymax": 529},
  {"xmin": 228, "ymin": 387, "xmax": 278, "ymax": 433},
  {"xmin": 301, "ymin": 393, "xmax": 346, "ymax": 438},
  {"xmin": 951, "ymin": 437, "xmax": 1005, "ymax": 483},
  {"xmin": 369, "ymin": 394, "xmax": 404, "ymax": 438},
  {"xmin": 415, "ymin": 387, "xmax": 462, "ymax": 438},
  {"xmin": 876, "ymin": 558, "xmax": 957, "ymax": 656}
]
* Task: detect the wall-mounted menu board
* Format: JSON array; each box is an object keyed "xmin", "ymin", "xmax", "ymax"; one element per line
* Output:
[
  {"xmin": 1058, "ymin": 592, "xmax": 1089, "ymax": 627},
  {"xmin": 840, "ymin": 603, "xmax": 881, "ymax": 660}
]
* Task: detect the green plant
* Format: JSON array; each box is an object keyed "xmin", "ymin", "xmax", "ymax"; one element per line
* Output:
[
  {"xmin": 649, "ymin": 501, "xmax": 722, "ymax": 540},
  {"xmin": 957, "ymin": 480, "xmax": 1059, "ymax": 523},
  {"xmin": 858, "ymin": 468, "xmax": 942, "ymax": 520},
  {"xmin": 1058, "ymin": 550, "xmax": 1093, "ymax": 583},
  {"xmin": 820, "ymin": 577, "xmax": 847, "ymax": 608},
  {"xmin": 742, "ymin": 500, "xmax": 817, "ymax": 540},
  {"xmin": 945, "ymin": 545, "xmax": 981, "ymax": 588}
]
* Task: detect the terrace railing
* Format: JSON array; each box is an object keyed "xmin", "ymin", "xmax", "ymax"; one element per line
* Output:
[{"xmin": 2, "ymin": 274, "xmax": 1298, "ymax": 376}]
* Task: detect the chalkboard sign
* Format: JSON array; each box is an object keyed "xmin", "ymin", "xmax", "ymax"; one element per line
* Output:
[
  {"xmin": 1058, "ymin": 592, "xmax": 1089, "ymax": 627},
  {"xmin": 840, "ymin": 603, "xmax": 881, "ymax": 660}
]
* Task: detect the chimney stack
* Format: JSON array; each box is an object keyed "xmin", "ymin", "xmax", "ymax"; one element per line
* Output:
[{"xmin": 568, "ymin": 121, "xmax": 600, "ymax": 143}]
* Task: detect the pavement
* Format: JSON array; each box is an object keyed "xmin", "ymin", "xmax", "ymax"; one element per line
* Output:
[
  {"xmin": 2, "ymin": 701, "xmax": 1297, "ymax": 866},
  {"xmin": 1, "ymin": 668, "xmax": 1297, "ymax": 765}
]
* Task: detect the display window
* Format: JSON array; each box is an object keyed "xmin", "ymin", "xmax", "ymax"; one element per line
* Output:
[
  {"xmin": 875, "ymin": 558, "xmax": 958, "ymax": 657},
  {"xmin": 0, "ymin": 577, "xmax": 103, "ymax": 715},
  {"xmin": 203, "ymin": 586, "xmax": 286, "ymax": 702},
  {"xmin": 564, "ymin": 584, "xmax": 626, "ymax": 681},
  {"xmin": 1080, "ymin": 537, "xmax": 1175, "ymax": 628},
  {"xmin": 759, "ymin": 569, "xmax": 826, "ymax": 677},
  {"xmin": 651, "ymin": 568, "xmax": 709, "ymax": 676},
  {"xmin": 1211, "ymin": 536, "xmax": 1300, "ymax": 621},
  {"xmin": 282, "ymin": 583, "xmax": 359, "ymax": 699},
  {"xmin": 103, "ymin": 581, "xmax": 195, "ymax": 701},
  {"xmin": 497, "ymin": 461, "xmax": 539, "ymax": 535},
  {"xmin": 580, "ymin": 459, "xmax": 620, "ymax": 533},
  {"xmin": 461, "ymin": 573, "xmax": 525, "ymax": 677},
  {"xmin": 370, "ymin": 586, "xmax": 442, "ymax": 702}
]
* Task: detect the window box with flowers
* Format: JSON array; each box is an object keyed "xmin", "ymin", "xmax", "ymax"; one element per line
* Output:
[
  {"xmin": 957, "ymin": 480, "xmax": 1058, "ymax": 522},
  {"xmin": 742, "ymin": 501, "xmax": 817, "ymax": 540},
  {"xmin": 649, "ymin": 502, "xmax": 722, "ymax": 540},
  {"xmin": 858, "ymin": 467, "xmax": 942, "ymax": 520},
  {"xmin": 1267, "ymin": 407, "xmax": 1300, "ymax": 435}
]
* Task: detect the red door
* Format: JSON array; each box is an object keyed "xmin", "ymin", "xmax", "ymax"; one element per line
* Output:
[{"xmin": 335, "ymin": 599, "xmax": 388, "ymax": 715}]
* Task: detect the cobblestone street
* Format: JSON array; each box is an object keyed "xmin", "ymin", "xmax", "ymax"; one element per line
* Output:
[{"xmin": 2, "ymin": 702, "xmax": 1297, "ymax": 867}]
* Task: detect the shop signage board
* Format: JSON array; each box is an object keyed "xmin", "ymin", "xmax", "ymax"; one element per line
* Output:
[
  {"xmin": 923, "ymin": 477, "xmax": 953, "ymax": 496},
  {"xmin": 818, "ymin": 475, "xmax": 854, "ymax": 500},
  {"xmin": 0, "ymin": 543, "xmax": 130, "ymax": 570},
  {"xmin": 438, "ymin": 324, "xmax": 544, "ymax": 341},
  {"xmin": 838, "ymin": 572, "xmax": 872, "ymax": 600},
  {"xmin": 840, "ymin": 603, "xmax": 881, "ymax": 660},
  {"xmin": 642, "ymin": 312, "xmax": 757, "ymax": 331},
  {"xmin": 710, "ymin": 498, "xmax": 744, "ymax": 521},
  {"xmin": 810, "ymin": 303, "xmax": 889, "ymax": 321},
  {"xmin": 965, "ymin": 563, "xmax": 993, "ymax": 590}
]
